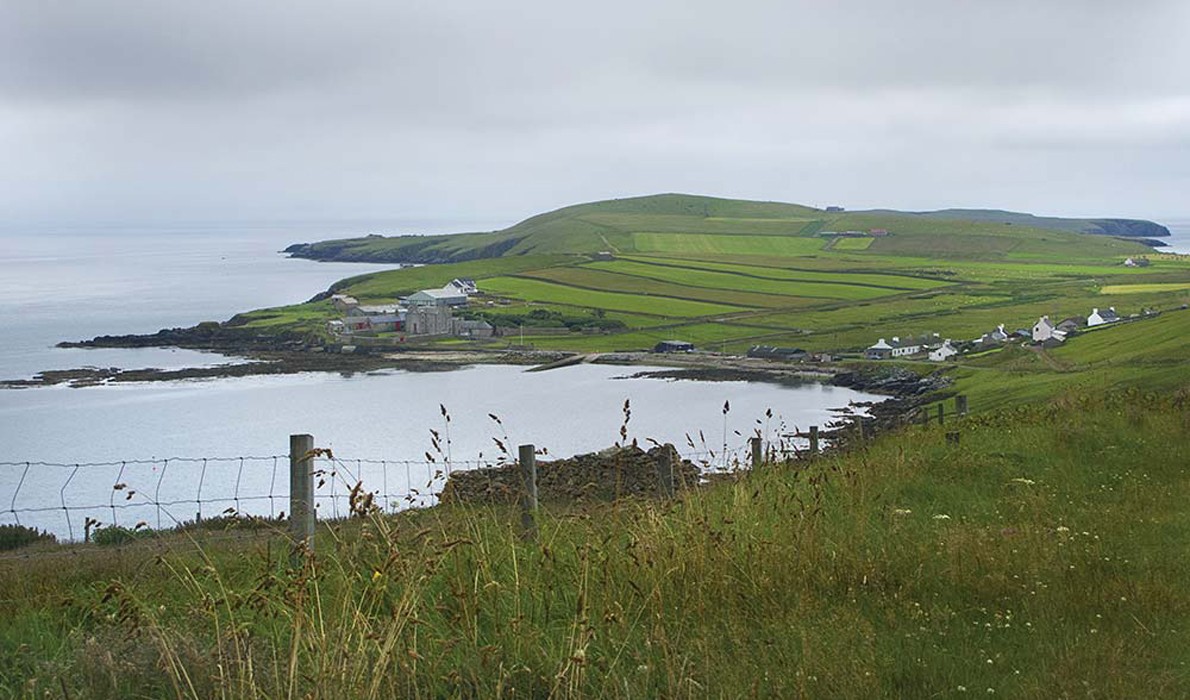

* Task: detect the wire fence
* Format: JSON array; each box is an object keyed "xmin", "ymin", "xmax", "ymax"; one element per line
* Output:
[{"xmin": 0, "ymin": 434, "xmax": 780, "ymax": 547}]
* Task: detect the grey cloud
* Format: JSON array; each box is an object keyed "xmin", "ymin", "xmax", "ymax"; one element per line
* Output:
[{"xmin": 1, "ymin": 0, "xmax": 1188, "ymax": 224}]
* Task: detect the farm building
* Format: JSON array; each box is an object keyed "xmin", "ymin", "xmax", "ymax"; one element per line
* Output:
[
  {"xmin": 747, "ymin": 345, "xmax": 808, "ymax": 361},
  {"xmin": 654, "ymin": 340, "xmax": 695, "ymax": 353},
  {"xmin": 977, "ymin": 324, "xmax": 1010, "ymax": 345},
  {"xmin": 457, "ymin": 319, "xmax": 494, "ymax": 338},
  {"xmin": 330, "ymin": 294, "xmax": 359, "ymax": 313},
  {"xmin": 407, "ymin": 288, "xmax": 468, "ymax": 307}
]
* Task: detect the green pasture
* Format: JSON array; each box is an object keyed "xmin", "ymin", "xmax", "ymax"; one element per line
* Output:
[
  {"xmin": 831, "ymin": 236, "xmax": 874, "ymax": 250},
  {"xmin": 609, "ymin": 256, "xmax": 949, "ymax": 290},
  {"xmin": 1054, "ymin": 309, "xmax": 1190, "ymax": 366},
  {"xmin": 633, "ymin": 232, "xmax": 826, "ymax": 256},
  {"xmin": 581, "ymin": 213, "xmax": 818, "ymax": 236},
  {"xmin": 579, "ymin": 260, "xmax": 912, "ymax": 301},
  {"xmin": 517, "ymin": 267, "xmax": 815, "ymax": 309},
  {"xmin": 1100, "ymin": 282, "xmax": 1190, "ymax": 294},
  {"xmin": 479, "ymin": 276, "xmax": 745, "ymax": 318}
]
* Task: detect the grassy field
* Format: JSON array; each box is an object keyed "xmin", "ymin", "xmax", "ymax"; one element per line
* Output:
[
  {"xmin": 222, "ymin": 194, "xmax": 1188, "ymax": 388},
  {"xmin": 3, "ymin": 388, "xmax": 1187, "ymax": 698},
  {"xmin": 831, "ymin": 236, "xmax": 874, "ymax": 250}
]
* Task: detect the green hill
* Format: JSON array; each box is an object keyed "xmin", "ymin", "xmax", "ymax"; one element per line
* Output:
[
  {"xmin": 858, "ymin": 207, "xmax": 1171, "ymax": 239},
  {"xmin": 284, "ymin": 193, "xmax": 1162, "ymax": 264}
]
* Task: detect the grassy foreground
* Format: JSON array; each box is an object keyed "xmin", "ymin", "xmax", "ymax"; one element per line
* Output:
[{"xmin": 3, "ymin": 389, "xmax": 1188, "ymax": 698}]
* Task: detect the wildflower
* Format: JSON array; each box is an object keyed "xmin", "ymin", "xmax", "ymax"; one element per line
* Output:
[
  {"xmin": 372, "ymin": 570, "xmax": 383, "ymax": 582},
  {"xmin": 1055, "ymin": 526, "xmax": 1070, "ymax": 533},
  {"xmin": 893, "ymin": 508, "xmax": 913, "ymax": 516},
  {"xmin": 1009, "ymin": 478, "xmax": 1035, "ymax": 485},
  {"xmin": 933, "ymin": 514, "xmax": 951, "ymax": 520}
]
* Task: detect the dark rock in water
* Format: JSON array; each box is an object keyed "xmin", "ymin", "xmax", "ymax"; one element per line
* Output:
[
  {"xmin": 831, "ymin": 367, "xmax": 949, "ymax": 396},
  {"xmin": 439, "ymin": 444, "xmax": 699, "ymax": 505}
]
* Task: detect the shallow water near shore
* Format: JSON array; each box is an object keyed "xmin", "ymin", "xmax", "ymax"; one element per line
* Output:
[{"xmin": 0, "ymin": 363, "xmax": 879, "ymax": 538}]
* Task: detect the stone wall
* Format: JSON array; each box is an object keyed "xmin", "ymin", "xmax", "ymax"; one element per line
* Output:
[{"xmin": 439, "ymin": 444, "xmax": 699, "ymax": 505}]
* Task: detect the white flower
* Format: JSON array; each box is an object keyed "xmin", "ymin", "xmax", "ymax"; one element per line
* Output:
[
  {"xmin": 933, "ymin": 514, "xmax": 951, "ymax": 520},
  {"xmin": 893, "ymin": 508, "xmax": 913, "ymax": 516}
]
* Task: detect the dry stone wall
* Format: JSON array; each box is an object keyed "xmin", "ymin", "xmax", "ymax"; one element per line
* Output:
[{"xmin": 439, "ymin": 444, "xmax": 699, "ymax": 505}]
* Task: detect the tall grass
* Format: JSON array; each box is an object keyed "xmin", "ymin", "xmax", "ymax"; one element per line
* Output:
[{"xmin": 3, "ymin": 388, "xmax": 1189, "ymax": 697}]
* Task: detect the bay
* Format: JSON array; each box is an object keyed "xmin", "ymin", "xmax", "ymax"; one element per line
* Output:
[{"xmin": 0, "ymin": 222, "xmax": 879, "ymax": 539}]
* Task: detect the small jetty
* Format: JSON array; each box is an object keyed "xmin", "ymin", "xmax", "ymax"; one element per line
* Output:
[{"xmin": 525, "ymin": 353, "xmax": 600, "ymax": 372}]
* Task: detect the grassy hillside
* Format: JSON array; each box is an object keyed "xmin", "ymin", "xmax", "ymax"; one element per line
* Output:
[
  {"xmin": 237, "ymin": 197, "xmax": 1186, "ymax": 380},
  {"xmin": 857, "ymin": 207, "xmax": 1172, "ymax": 239},
  {"xmin": 285, "ymin": 194, "xmax": 1158, "ymax": 264},
  {"xmin": 3, "ymin": 387, "xmax": 1187, "ymax": 697}
]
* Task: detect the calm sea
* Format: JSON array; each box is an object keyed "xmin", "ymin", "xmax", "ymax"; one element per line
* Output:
[
  {"xmin": 0, "ymin": 222, "xmax": 881, "ymax": 537},
  {"xmin": 1160, "ymin": 219, "xmax": 1190, "ymax": 253}
]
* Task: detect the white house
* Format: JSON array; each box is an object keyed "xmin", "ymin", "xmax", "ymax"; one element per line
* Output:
[
  {"xmin": 889, "ymin": 336, "xmax": 923, "ymax": 357},
  {"xmin": 865, "ymin": 338, "xmax": 894, "ymax": 360},
  {"xmin": 1032, "ymin": 316, "xmax": 1056, "ymax": 342},
  {"xmin": 447, "ymin": 278, "xmax": 479, "ymax": 295},
  {"xmin": 978, "ymin": 324, "xmax": 1010, "ymax": 345},
  {"xmin": 928, "ymin": 340, "xmax": 958, "ymax": 362},
  {"xmin": 1087, "ymin": 307, "xmax": 1120, "ymax": 327}
]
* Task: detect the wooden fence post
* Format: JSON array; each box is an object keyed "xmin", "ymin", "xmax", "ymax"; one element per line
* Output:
[
  {"xmin": 937, "ymin": 403, "xmax": 945, "ymax": 425},
  {"xmin": 656, "ymin": 447, "xmax": 675, "ymax": 499},
  {"xmin": 518, "ymin": 444, "xmax": 538, "ymax": 540},
  {"xmin": 750, "ymin": 437, "xmax": 763, "ymax": 468},
  {"xmin": 955, "ymin": 394, "xmax": 969, "ymax": 416},
  {"xmin": 289, "ymin": 434, "xmax": 315, "ymax": 558},
  {"xmin": 809, "ymin": 425, "xmax": 820, "ymax": 456}
]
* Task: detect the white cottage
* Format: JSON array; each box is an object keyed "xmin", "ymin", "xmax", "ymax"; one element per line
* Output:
[
  {"xmin": 1032, "ymin": 316, "xmax": 1056, "ymax": 342},
  {"xmin": 1087, "ymin": 307, "xmax": 1120, "ymax": 327},
  {"xmin": 928, "ymin": 340, "xmax": 958, "ymax": 362}
]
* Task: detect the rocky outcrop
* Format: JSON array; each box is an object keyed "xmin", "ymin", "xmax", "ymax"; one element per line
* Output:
[{"xmin": 439, "ymin": 444, "xmax": 699, "ymax": 505}]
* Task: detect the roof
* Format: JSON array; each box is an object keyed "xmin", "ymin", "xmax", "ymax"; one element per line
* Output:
[
  {"xmin": 356, "ymin": 304, "xmax": 401, "ymax": 314},
  {"xmin": 409, "ymin": 288, "xmax": 465, "ymax": 301},
  {"xmin": 868, "ymin": 339, "xmax": 893, "ymax": 350}
]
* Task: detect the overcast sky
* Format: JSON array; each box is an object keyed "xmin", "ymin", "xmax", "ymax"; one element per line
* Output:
[{"xmin": 2, "ymin": 0, "xmax": 1188, "ymax": 228}]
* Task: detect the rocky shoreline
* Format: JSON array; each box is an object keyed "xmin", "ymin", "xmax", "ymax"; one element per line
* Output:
[{"xmin": 8, "ymin": 324, "xmax": 950, "ymax": 446}]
